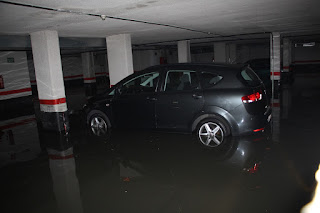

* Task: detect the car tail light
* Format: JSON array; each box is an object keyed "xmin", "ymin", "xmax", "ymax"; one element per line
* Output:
[
  {"xmin": 241, "ymin": 91, "xmax": 262, "ymax": 103},
  {"xmin": 253, "ymin": 128, "xmax": 265, "ymax": 132}
]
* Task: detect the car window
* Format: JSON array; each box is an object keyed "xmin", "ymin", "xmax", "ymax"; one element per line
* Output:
[
  {"xmin": 120, "ymin": 72, "xmax": 159, "ymax": 95},
  {"xmin": 164, "ymin": 70, "xmax": 199, "ymax": 92},
  {"xmin": 201, "ymin": 72, "xmax": 223, "ymax": 89},
  {"xmin": 108, "ymin": 88, "xmax": 115, "ymax": 96},
  {"xmin": 240, "ymin": 67, "xmax": 262, "ymax": 87}
]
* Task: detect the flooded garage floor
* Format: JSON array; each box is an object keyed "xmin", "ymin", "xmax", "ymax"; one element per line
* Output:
[{"xmin": 1, "ymin": 75, "xmax": 320, "ymax": 213}]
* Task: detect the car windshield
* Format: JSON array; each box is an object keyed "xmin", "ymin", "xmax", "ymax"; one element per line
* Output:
[{"xmin": 240, "ymin": 67, "xmax": 262, "ymax": 87}]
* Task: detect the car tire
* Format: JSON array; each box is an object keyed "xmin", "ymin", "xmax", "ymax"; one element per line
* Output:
[
  {"xmin": 88, "ymin": 111, "xmax": 110, "ymax": 136},
  {"xmin": 196, "ymin": 118, "xmax": 230, "ymax": 148}
]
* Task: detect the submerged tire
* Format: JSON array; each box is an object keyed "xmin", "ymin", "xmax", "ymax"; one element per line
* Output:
[
  {"xmin": 197, "ymin": 118, "xmax": 229, "ymax": 148},
  {"xmin": 88, "ymin": 112, "xmax": 110, "ymax": 136}
]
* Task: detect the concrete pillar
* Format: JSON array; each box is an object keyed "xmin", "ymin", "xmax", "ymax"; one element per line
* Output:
[
  {"xmin": 106, "ymin": 34, "xmax": 134, "ymax": 87},
  {"xmin": 214, "ymin": 42, "xmax": 227, "ymax": 62},
  {"xmin": 270, "ymin": 32, "xmax": 281, "ymax": 142},
  {"xmin": 227, "ymin": 43, "xmax": 237, "ymax": 64},
  {"xmin": 81, "ymin": 52, "xmax": 96, "ymax": 97},
  {"xmin": 30, "ymin": 30, "xmax": 69, "ymax": 133},
  {"xmin": 282, "ymin": 38, "xmax": 293, "ymax": 83},
  {"xmin": 26, "ymin": 51, "xmax": 37, "ymax": 96},
  {"xmin": 178, "ymin": 40, "xmax": 191, "ymax": 63},
  {"xmin": 270, "ymin": 32, "xmax": 281, "ymax": 82}
]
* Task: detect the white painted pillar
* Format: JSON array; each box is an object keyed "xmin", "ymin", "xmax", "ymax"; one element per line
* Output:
[
  {"xmin": 178, "ymin": 40, "xmax": 191, "ymax": 63},
  {"xmin": 81, "ymin": 52, "xmax": 96, "ymax": 97},
  {"xmin": 106, "ymin": 34, "xmax": 134, "ymax": 87},
  {"xmin": 30, "ymin": 30, "xmax": 69, "ymax": 132},
  {"xmin": 282, "ymin": 38, "xmax": 292, "ymax": 73},
  {"xmin": 227, "ymin": 43, "xmax": 237, "ymax": 64},
  {"xmin": 270, "ymin": 32, "xmax": 281, "ymax": 142},
  {"xmin": 270, "ymin": 32, "xmax": 281, "ymax": 82},
  {"xmin": 214, "ymin": 42, "xmax": 227, "ymax": 62},
  {"xmin": 82, "ymin": 52, "xmax": 96, "ymax": 84}
]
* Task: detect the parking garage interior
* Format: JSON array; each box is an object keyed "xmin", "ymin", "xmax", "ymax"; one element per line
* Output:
[{"xmin": 1, "ymin": 0, "xmax": 320, "ymax": 212}]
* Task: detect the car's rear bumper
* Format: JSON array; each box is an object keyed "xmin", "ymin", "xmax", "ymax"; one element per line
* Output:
[{"xmin": 233, "ymin": 105, "xmax": 272, "ymax": 136}]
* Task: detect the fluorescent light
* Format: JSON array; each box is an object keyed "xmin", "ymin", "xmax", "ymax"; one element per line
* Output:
[{"xmin": 303, "ymin": 42, "xmax": 315, "ymax": 47}]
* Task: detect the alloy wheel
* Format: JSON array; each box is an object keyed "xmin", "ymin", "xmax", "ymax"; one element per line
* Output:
[
  {"xmin": 198, "ymin": 122, "xmax": 224, "ymax": 147},
  {"xmin": 90, "ymin": 116, "xmax": 108, "ymax": 136}
]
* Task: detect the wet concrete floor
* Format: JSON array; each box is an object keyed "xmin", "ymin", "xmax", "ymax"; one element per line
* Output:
[{"xmin": 1, "ymin": 74, "xmax": 320, "ymax": 213}]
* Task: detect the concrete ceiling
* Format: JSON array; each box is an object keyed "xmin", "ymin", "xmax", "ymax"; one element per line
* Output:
[{"xmin": 0, "ymin": 0, "xmax": 320, "ymax": 45}]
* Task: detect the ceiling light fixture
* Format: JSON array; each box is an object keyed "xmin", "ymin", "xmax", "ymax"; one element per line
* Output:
[{"xmin": 100, "ymin": 15, "xmax": 106, "ymax": 21}]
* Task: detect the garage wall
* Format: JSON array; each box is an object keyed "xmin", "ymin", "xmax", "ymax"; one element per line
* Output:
[
  {"xmin": 192, "ymin": 52, "xmax": 214, "ymax": 63},
  {"xmin": 48, "ymin": 53, "xmax": 109, "ymax": 85},
  {"xmin": 0, "ymin": 51, "xmax": 32, "ymax": 100},
  {"xmin": 294, "ymin": 43, "xmax": 320, "ymax": 63},
  {"xmin": 94, "ymin": 53, "xmax": 108, "ymax": 75},
  {"xmin": 237, "ymin": 43, "xmax": 270, "ymax": 63},
  {"xmin": 133, "ymin": 50, "xmax": 161, "ymax": 71},
  {"xmin": 61, "ymin": 55, "xmax": 83, "ymax": 81}
]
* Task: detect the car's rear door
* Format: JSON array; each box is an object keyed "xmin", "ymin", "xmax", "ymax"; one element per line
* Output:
[{"xmin": 156, "ymin": 67, "xmax": 204, "ymax": 131}]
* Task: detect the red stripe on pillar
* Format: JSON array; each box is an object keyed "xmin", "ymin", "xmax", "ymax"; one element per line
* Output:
[
  {"xmin": 271, "ymin": 72, "xmax": 281, "ymax": 76},
  {"xmin": 0, "ymin": 88, "xmax": 31, "ymax": 96},
  {"xmin": 64, "ymin": 74, "xmax": 83, "ymax": 79},
  {"xmin": 83, "ymin": 77, "xmax": 96, "ymax": 81},
  {"xmin": 272, "ymin": 102, "xmax": 280, "ymax": 107},
  {"xmin": 39, "ymin": 98, "xmax": 66, "ymax": 105}
]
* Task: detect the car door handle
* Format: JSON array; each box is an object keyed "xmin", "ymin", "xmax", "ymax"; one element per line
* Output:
[
  {"xmin": 192, "ymin": 94, "xmax": 203, "ymax": 99},
  {"xmin": 147, "ymin": 97, "xmax": 157, "ymax": 101}
]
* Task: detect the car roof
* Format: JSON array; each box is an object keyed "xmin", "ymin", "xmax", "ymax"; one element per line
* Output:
[
  {"xmin": 116, "ymin": 63, "xmax": 248, "ymax": 89},
  {"xmin": 148, "ymin": 63, "xmax": 245, "ymax": 72}
]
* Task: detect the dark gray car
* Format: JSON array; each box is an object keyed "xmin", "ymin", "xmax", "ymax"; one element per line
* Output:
[{"xmin": 84, "ymin": 63, "xmax": 272, "ymax": 148}]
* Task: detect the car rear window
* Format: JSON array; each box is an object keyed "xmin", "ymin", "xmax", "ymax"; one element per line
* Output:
[
  {"xmin": 239, "ymin": 67, "xmax": 262, "ymax": 87},
  {"xmin": 201, "ymin": 72, "xmax": 223, "ymax": 89}
]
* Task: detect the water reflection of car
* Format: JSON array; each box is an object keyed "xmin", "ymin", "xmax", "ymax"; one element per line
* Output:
[
  {"xmin": 83, "ymin": 63, "xmax": 271, "ymax": 148},
  {"xmin": 110, "ymin": 131, "xmax": 271, "ymax": 189}
]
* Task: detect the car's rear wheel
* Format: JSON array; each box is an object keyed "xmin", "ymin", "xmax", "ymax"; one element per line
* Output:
[
  {"xmin": 197, "ymin": 118, "xmax": 229, "ymax": 148},
  {"xmin": 88, "ymin": 112, "xmax": 109, "ymax": 136}
]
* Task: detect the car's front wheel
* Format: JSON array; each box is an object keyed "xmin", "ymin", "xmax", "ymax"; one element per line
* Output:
[
  {"xmin": 197, "ymin": 119, "xmax": 229, "ymax": 148},
  {"xmin": 88, "ymin": 112, "xmax": 110, "ymax": 136}
]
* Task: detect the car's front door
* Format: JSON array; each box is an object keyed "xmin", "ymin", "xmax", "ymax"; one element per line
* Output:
[
  {"xmin": 112, "ymin": 71, "xmax": 160, "ymax": 129},
  {"xmin": 156, "ymin": 69, "xmax": 204, "ymax": 131}
]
